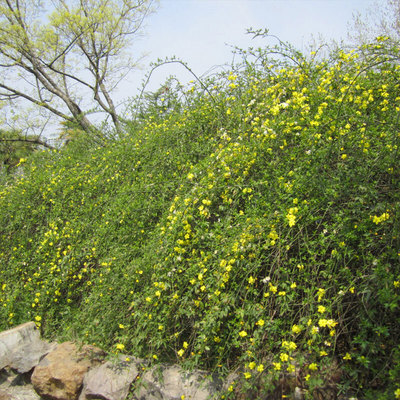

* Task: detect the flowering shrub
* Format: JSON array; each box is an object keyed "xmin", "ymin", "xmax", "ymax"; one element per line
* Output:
[{"xmin": 1, "ymin": 37, "xmax": 400, "ymax": 398}]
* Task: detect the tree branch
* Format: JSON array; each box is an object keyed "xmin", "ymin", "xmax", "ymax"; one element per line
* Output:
[
  {"xmin": 0, "ymin": 83, "xmax": 73, "ymax": 121},
  {"xmin": 0, "ymin": 137, "xmax": 55, "ymax": 149}
]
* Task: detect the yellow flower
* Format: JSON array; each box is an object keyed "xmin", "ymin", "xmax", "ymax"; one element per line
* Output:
[
  {"xmin": 257, "ymin": 364, "xmax": 264, "ymax": 372},
  {"xmin": 287, "ymin": 213, "xmax": 296, "ymax": 227},
  {"xmin": 287, "ymin": 341, "xmax": 297, "ymax": 350},
  {"xmin": 244, "ymin": 372, "xmax": 251, "ymax": 379},
  {"xmin": 318, "ymin": 319, "xmax": 328, "ymax": 327},
  {"xmin": 116, "ymin": 343, "xmax": 125, "ymax": 351},
  {"xmin": 239, "ymin": 330, "xmax": 247, "ymax": 338},
  {"xmin": 177, "ymin": 349, "xmax": 185, "ymax": 357},
  {"xmin": 317, "ymin": 305, "xmax": 326, "ymax": 314},
  {"xmin": 34, "ymin": 316, "xmax": 42, "ymax": 322},
  {"xmin": 308, "ymin": 363, "xmax": 318, "ymax": 371},
  {"xmin": 273, "ymin": 362, "xmax": 281, "ymax": 371},
  {"xmin": 269, "ymin": 284, "xmax": 278, "ymax": 293},
  {"xmin": 395, "ymin": 388, "xmax": 400, "ymax": 399},
  {"xmin": 183, "ymin": 341, "xmax": 189, "ymax": 349},
  {"xmin": 287, "ymin": 364, "xmax": 295, "ymax": 373},
  {"xmin": 343, "ymin": 352, "xmax": 352, "ymax": 360},
  {"xmin": 317, "ymin": 288, "xmax": 325, "ymax": 301},
  {"xmin": 256, "ymin": 319, "xmax": 265, "ymax": 326},
  {"xmin": 292, "ymin": 324, "xmax": 302, "ymax": 334},
  {"xmin": 248, "ymin": 361, "xmax": 256, "ymax": 370},
  {"xmin": 326, "ymin": 319, "xmax": 338, "ymax": 328},
  {"xmin": 280, "ymin": 353, "xmax": 289, "ymax": 362},
  {"xmin": 311, "ymin": 326, "xmax": 319, "ymax": 334}
]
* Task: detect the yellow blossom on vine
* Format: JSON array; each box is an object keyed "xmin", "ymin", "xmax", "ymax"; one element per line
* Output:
[
  {"xmin": 177, "ymin": 349, "xmax": 185, "ymax": 357},
  {"xmin": 318, "ymin": 305, "xmax": 326, "ymax": 314},
  {"xmin": 248, "ymin": 361, "xmax": 256, "ymax": 370},
  {"xmin": 308, "ymin": 363, "xmax": 318, "ymax": 371},
  {"xmin": 343, "ymin": 352, "xmax": 352, "ymax": 360},
  {"xmin": 273, "ymin": 362, "xmax": 281, "ymax": 371},
  {"xmin": 280, "ymin": 353, "xmax": 289, "ymax": 362},
  {"xmin": 292, "ymin": 324, "xmax": 302, "ymax": 334}
]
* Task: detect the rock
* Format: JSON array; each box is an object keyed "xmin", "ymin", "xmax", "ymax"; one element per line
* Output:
[
  {"xmin": 8, "ymin": 340, "xmax": 56, "ymax": 375},
  {"xmin": 79, "ymin": 355, "xmax": 142, "ymax": 400},
  {"xmin": 293, "ymin": 386, "xmax": 304, "ymax": 400},
  {"xmin": 0, "ymin": 385, "xmax": 42, "ymax": 400},
  {"xmin": 31, "ymin": 342, "xmax": 106, "ymax": 400},
  {"xmin": 0, "ymin": 322, "xmax": 55, "ymax": 374},
  {"xmin": 0, "ymin": 369, "xmax": 42, "ymax": 400},
  {"xmin": 135, "ymin": 364, "xmax": 222, "ymax": 400},
  {"xmin": 0, "ymin": 322, "xmax": 39, "ymax": 370},
  {"xmin": 0, "ymin": 391, "xmax": 11, "ymax": 400}
]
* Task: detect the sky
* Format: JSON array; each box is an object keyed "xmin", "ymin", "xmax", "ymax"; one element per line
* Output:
[{"xmin": 117, "ymin": 0, "xmax": 377, "ymax": 102}]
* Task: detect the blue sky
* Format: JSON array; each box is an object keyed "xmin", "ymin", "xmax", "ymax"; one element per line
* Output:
[{"xmin": 119, "ymin": 0, "xmax": 376, "ymax": 99}]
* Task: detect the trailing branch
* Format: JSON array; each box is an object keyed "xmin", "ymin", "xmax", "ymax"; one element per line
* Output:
[{"xmin": 0, "ymin": 137, "xmax": 55, "ymax": 149}]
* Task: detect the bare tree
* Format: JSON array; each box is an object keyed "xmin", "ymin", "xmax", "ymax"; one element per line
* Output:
[
  {"xmin": 348, "ymin": 0, "xmax": 400, "ymax": 44},
  {"xmin": 0, "ymin": 0, "xmax": 156, "ymax": 139}
]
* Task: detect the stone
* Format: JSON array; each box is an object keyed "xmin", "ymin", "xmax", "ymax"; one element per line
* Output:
[
  {"xmin": 31, "ymin": 342, "xmax": 106, "ymax": 400},
  {"xmin": 135, "ymin": 364, "xmax": 222, "ymax": 400},
  {"xmin": 0, "ymin": 322, "xmax": 39, "ymax": 370},
  {"xmin": 79, "ymin": 355, "xmax": 142, "ymax": 400},
  {"xmin": 0, "ymin": 385, "xmax": 42, "ymax": 400},
  {"xmin": 8, "ymin": 340, "xmax": 56, "ymax": 375},
  {"xmin": 0, "ymin": 368, "xmax": 42, "ymax": 400},
  {"xmin": 0, "ymin": 391, "xmax": 11, "ymax": 400},
  {"xmin": 0, "ymin": 322, "xmax": 55, "ymax": 374},
  {"xmin": 293, "ymin": 386, "xmax": 304, "ymax": 400}
]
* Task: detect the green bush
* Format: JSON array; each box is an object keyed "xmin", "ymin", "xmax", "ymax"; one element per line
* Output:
[{"xmin": 1, "ymin": 37, "xmax": 400, "ymax": 399}]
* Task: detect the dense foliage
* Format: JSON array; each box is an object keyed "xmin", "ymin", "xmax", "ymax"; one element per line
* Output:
[{"xmin": 1, "ymin": 38, "xmax": 400, "ymax": 399}]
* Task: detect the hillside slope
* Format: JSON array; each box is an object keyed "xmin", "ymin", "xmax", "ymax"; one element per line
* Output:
[{"xmin": 1, "ymin": 39, "xmax": 400, "ymax": 398}]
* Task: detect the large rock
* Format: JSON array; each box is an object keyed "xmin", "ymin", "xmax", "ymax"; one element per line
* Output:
[
  {"xmin": 135, "ymin": 364, "xmax": 222, "ymax": 400},
  {"xmin": 31, "ymin": 342, "xmax": 106, "ymax": 400},
  {"xmin": 0, "ymin": 385, "xmax": 42, "ymax": 400},
  {"xmin": 79, "ymin": 355, "xmax": 142, "ymax": 400},
  {"xmin": 0, "ymin": 368, "xmax": 42, "ymax": 400},
  {"xmin": 8, "ymin": 339, "xmax": 56, "ymax": 375},
  {"xmin": 0, "ymin": 322, "xmax": 48, "ymax": 371}
]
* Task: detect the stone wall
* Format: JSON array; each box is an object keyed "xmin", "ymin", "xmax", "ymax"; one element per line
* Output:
[{"xmin": 0, "ymin": 322, "xmax": 225, "ymax": 400}]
